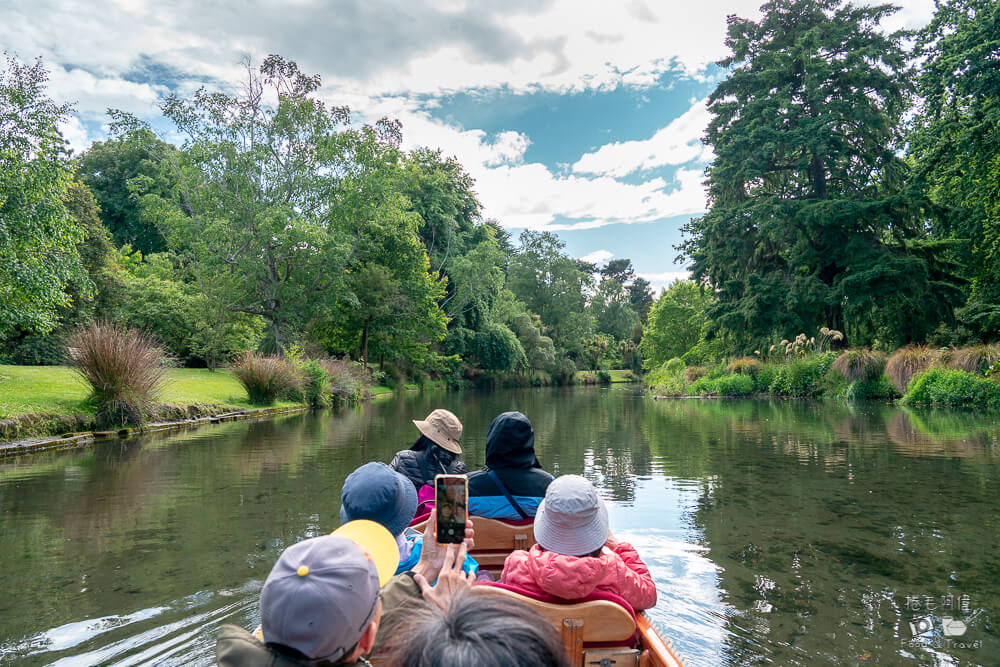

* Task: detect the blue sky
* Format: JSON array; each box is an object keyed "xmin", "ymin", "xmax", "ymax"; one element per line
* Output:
[{"xmin": 1, "ymin": 0, "xmax": 936, "ymax": 291}]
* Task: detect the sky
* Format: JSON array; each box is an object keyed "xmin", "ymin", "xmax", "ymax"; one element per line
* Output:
[{"xmin": 1, "ymin": 0, "xmax": 937, "ymax": 292}]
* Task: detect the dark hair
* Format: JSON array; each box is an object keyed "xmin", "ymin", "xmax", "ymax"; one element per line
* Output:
[{"xmin": 384, "ymin": 588, "xmax": 571, "ymax": 667}]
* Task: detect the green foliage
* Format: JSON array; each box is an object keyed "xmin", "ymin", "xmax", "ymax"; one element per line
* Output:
[
  {"xmin": 77, "ymin": 128, "xmax": 177, "ymax": 254},
  {"xmin": 550, "ymin": 357, "xmax": 578, "ymax": 386},
  {"xmin": 902, "ymin": 367, "xmax": 1000, "ymax": 408},
  {"xmin": 886, "ymin": 345, "xmax": 941, "ymax": 393},
  {"xmin": 641, "ymin": 281, "xmax": 712, "ymax": 367},
  {"xmin": 0, "ymin": 55, "xmax": 87, "ymax": 338},
  {"xmin": 646, "ymin": 358, "xmax": 687, "ymax": 396},
  {"xmin": 231, "ymin": 353, "xmax": 303, "ymax": 406},
  {"xmin": 680, "ymin": 334, "xmax": 727, "ymax": 366},
  {"xmin": 910, "ymin": 0, "xmax": 1000, "ymax": 339},
  {"xmin": 469, "ymin": 323, "xmax": 527, "ymax": 372},
  {"xmin": 299, "ymin": 359, "xmax": 331, "ymax": 408},
  {"xmin": 68, "ymin": 321, "xmax": 168, "ymax": 427},
  {"xmin": 319, "ymin": 359, "xmax": 371, "ymax": 402},
  {"xmin": 767, "ymin": 353, "xmax": 837, "ymax": 397},
  {"xmin": 591, "ymin": 279, "xmax": 638, "ymax": 342},
  {"xmin": 825, "ymin": 371, "xmax": 899, "ymax": 400},
  {"xmin": 596, "ymin": 370, "xmax": 612, "ymax": 385},
  {"xmin": 9, "ymin": 334, "xmax": 66, "ymax": 366},
  {"xmin": 690, "ymin": 373, "xmax": 757, "ymax": 397},
  {"xmin": 831, "ymin": 349, "xmax": 886, "ymax": 383},
  {"xmin": 679, "ymin": 0, "xmax": 951, "ymax": 351}
]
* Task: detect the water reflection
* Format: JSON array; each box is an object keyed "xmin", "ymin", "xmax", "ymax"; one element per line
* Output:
[{"xmin": 1, "ymin": 390, "xmax": 998, "ymax": 665}]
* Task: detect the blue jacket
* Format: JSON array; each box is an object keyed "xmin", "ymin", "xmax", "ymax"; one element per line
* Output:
[
  {"xmin": 467, "ymin": 412, "xmax": 553, "ymax": 520},
  {"xmin": 395, "ymin": 532, "xmax": 479, "ymax": 576}
]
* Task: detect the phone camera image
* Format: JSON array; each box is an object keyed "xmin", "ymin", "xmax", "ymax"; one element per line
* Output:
[{"xmin": 435, "ymin": 474, "xmax": 467, "ymax": 544}]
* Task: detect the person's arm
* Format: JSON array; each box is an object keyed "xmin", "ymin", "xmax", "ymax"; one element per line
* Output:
[{"xmin": 609, "ymin": 539, "xmax": 658, "ymax": 610}]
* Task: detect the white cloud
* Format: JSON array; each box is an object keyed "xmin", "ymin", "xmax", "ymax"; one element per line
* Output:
[
  {"xmin": 572, "ymin": 98, "xmax": 712, "ymax": 178},
  {"xmin": 640, "ymin": 271, "xmax": 692, "ymax": 294},
  {"xmin": 580, "ymin": 249, "xmax": 614, "ymax": 265}
]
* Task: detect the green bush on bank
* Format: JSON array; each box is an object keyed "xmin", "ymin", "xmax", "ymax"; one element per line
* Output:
[
  {"xmin": 902, "ymin": 367, "xmax": 1000, "ymax": 408},
  {"xmin": 690, "ymin": 373, "xmax": 756, "ymax": 396},
  {"xmin": 766, "ymin": 352, "xmax": 836, "ymax": 397}
]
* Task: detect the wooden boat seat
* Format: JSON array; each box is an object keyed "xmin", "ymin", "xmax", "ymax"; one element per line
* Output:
[
  {"xmin": 410, "ymin": 515, "xmax": 536, "ymax": 569},
  {"xmin": 476, "ymin": 582, "xmax": 642, "ymax": 666}
]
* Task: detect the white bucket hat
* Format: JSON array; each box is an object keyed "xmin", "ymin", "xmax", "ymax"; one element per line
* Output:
[{"xmin": 533, "ymin": 475, "xmax": 609, "ymax": 556}]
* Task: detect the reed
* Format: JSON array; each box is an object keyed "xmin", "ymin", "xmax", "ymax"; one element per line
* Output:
[
  {"xmin": 831, "ymin": 349, "xmax": 886, "ymax": 383},
  {"xmin": 231, "ymin": 353, "xmax": 302, "ymax": 405},
  {"xmin": 68, "ymin": 321, "xmax": 168, "ymax": 427},
  {"xmin": 948, "ymin": 344, "xmax": 1000, "ymax": 374},
  {"xmin": 885, "ymin": 345, "xmax": 940, "ymax": 393}
]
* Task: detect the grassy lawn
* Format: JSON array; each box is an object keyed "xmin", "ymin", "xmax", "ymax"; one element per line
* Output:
[
  {"xmin": 574, "ymin": 369, "xmax": 639, "ymax": 383},
  {"xmin": 0, "ymin": 365, "xmax": 296, "ymax": 418}
]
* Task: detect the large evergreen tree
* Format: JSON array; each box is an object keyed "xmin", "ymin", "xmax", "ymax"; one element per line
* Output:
[
  {"xmin": 909, "ymin": 0, "xmax": 1000, "ymax": 339},
  {"xmin": 680, "ymin": 0, "xmax": 948, "ymax": 350}
]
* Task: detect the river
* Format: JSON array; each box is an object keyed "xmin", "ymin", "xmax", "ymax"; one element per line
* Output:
[{"xmin": 1, "ymin": 387, "xmax": 997, "ymax": 665}]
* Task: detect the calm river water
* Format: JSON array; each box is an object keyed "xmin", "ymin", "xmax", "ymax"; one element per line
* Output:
[{"xmin": 1, "ymin": 387, "xmax": 998, "ymax": 665}]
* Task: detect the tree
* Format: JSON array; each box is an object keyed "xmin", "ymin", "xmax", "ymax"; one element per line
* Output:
[
  {"xmin": 469, "ymin": 322, "xmax": 527, "ymax": 372},
  {"xmin": 640, "ymin": 281, "xmax": 713, "ymax": 367},
  {"xmin": 600, "ymin": 258, "xmax": 635, "ymax": 285},
  {"xmin": 679, "ymin": 0, "xmax": 947, "ymax": 351},
  {"xmin": 627, "ymin": 277, "xmax": 654, "ymax": 323},
  {"xmin": 909, "ymin": 0, "xmax": 1000, "ymax": 339},
  {"xmin": 77, "ymin": 129, "xmax": 178, "ymax": 255},
  {"xmin": 0, "ymin": 55, "xmax": 86, "ymax": 339},
  {"xmin": 507, "ymin": 231, "xmax": 594, "ymax": 358},
  {"xmin": 590, "ymin": 278, "xmax": 638, "ymax": 342},
  {"xmin": 122, "ymin": 55, "xmax": 406, "ymax": 351}
]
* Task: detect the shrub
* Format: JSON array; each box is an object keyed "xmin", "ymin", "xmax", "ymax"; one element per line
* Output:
[
  {"xmin": 646, "ymin": 360, "xmax": 686, "ymax": 396},
  {"xmin": 691, "ymin": 373, "xmax": 756, "ymax": 396},
  {"xmin": 885, "ymin": 345, "xmax": 940, "ymax": 394},
  {"xmin": 768, "ymin": 352, "xmax": 836, "ymax": 397},
  {"xmin": 68, "ymin": 322, "xmax": 168, "ymax": 427},
  {"xmin": 231, "ymin": 353, "xmax": 303, "ymax": 405},
  {"xmin": 300, "ymin": 359, "xmax": 331, "ymax": 408},
  {"xmin": 11, "ymin": 334, "xmax": 67, "ymax": 365},
  {"xmin": 663, "ymin": 357, "xmax": 685, "ymax": 375},
  {"xmin": 832, "ymin": 349, "xmax": 886, "ymax": 383},
  {"xmin": 550, "ymin": 358, "xmax": 577, "ymax": 386},
  {"xmin": 756, "ymin": 363, "xmax": 778, "ymax": 391},
  {"xmin": 596, "ymin": 370, "xmax": 612, "ymax": 385},
  {"xmin": 684, "ymin": 365, "xmax": 708, "ymax": 383},
  {"xmin": 727, "ymin": 356, "xmax": 761, "ymax": 376},
  {"xmin": 902, "ymin": 367, "xmax": 1000, "ymax": 408},
  {"xmin": 948, "ymin": 344, "xmax": 1000, "ymax": 374}
]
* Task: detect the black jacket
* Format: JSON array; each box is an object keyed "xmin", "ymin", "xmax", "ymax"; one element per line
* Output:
[
  {"xmin": 390, "ymin": 436, "xmax": 468, "ymax": 490},
  {"xmin": 468, "ymin": 411, "xmax": 553, "ymax": 499}
]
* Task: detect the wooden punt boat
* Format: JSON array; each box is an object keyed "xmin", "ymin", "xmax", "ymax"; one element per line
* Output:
[{"xmin": 412, "ymin": 515, "xmax": 686, "ymax": 667}]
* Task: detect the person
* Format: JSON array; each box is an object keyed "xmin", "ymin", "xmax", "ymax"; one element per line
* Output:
[
  {"xmin": 467, "ymin": 411, "xmax": 553, "ymax": 520},
  {"xmin": 218, "ymin": 518, "xmax": 478, "ymax": 666},
  {"xmin": 381, "ymin": 588, "xmax": 572, "ymax": 667},
  {"xmin": 500, "ymin": 475, "xmax": 657, "ymax": 611},
  {"xmin": 390, "ymin": 409, "xmax": 468, "ymax": 491},
  {"xmin": 340, "ymin": 461, "xmax": 478, "ymax": 576},
  {"xmin": 216, "ymin": 520, "xmax": 399, "ymax": 666}
]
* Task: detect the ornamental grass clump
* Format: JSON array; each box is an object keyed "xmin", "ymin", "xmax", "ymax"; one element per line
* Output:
[
  {"xmin": 885, "ymin": 345, "xmax": 940, "ymax": 394},
  {"xmin": 831, "ymin": 349, "xmax": 886, "ymax": 383},
  {"xmin": 948, "ymin": 344, "xmax": 1000, "ymax": 374},
  {"xmin": 231, "ymin": 353, "xmax": 302, "ymax": 405},
  {"xmin": 727, "ymin": 356, "xmax": 761, "ymax": 376},
  {"xmin": 320, "ymin": 359, "xmax": 372, "ymax": 402},
  {"xmin": 68, "ymin": 322, "xmax": 168, "ymax": 428}
]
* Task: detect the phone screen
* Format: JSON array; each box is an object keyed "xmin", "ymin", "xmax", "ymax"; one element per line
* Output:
[{"xmin": 435, "ymin": 475, "xmax": 467, "ymax": 544}]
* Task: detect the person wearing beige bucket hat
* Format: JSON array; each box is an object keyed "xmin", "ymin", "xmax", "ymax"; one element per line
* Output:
[{"xmin": 390, "ymin": 408, "xmax": 469, "ymax": 491}]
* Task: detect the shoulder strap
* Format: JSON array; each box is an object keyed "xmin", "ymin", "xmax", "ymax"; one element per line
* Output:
[{"xmin": 487, "ymin": 469, "xmax": 530, "ymax": 520}]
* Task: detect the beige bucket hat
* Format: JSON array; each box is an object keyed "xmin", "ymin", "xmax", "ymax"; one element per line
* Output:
[{"xmin": 412, "ymin": 408, "xmax": 463, "ymax": 454}]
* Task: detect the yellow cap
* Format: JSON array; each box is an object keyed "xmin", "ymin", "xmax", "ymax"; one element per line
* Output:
[{"xmin": 331, "ymin": 519, "xmax": 399, "ymax": 586}]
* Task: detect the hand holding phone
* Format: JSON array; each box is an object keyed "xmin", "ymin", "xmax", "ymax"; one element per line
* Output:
[{"xmin": 435, "ymin": 474, "xmax": 467, "ymax": 544}]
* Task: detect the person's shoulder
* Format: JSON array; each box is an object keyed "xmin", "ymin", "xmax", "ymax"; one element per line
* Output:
[{"xmin": 216, "ymin": 625, "xmax": 278, "ymax": 667}]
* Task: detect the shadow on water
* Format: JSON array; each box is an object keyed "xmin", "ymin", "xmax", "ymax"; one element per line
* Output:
[{"xmin": 1, "ymin": 389, "xmax": 998, "ymax": 665}]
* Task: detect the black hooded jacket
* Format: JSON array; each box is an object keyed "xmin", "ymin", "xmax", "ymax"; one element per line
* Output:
[
  {"xmin": 390, "ymin": 435, "xmax": 468, "ymax": 491},
  {"xmin": 468, "ymin": 412, "xmax": 553, "ymax": 503}
]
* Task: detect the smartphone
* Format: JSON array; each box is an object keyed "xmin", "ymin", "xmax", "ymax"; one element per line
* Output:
[{"xmin": 435, "ymin": 474, "xmax": 468, "ymax": 544}]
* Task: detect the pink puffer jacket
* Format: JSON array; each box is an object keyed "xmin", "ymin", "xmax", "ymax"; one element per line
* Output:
[{"xmin": 500, "ymin": 542, "xmax": 657, "ymax": 610}]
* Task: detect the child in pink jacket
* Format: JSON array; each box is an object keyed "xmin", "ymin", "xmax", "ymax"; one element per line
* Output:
[{"xmin": 500, "ymin": 474, "xmax": 657, "ymax": 611}]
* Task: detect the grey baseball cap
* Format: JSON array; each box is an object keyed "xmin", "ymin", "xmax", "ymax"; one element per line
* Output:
[
  {"xmin": 534, "ymin": 474, "xmax": 609, "ymax": 557},
  {"xmin": 260, "ymin": 532, "xmax": 390, "ymax": 662}
]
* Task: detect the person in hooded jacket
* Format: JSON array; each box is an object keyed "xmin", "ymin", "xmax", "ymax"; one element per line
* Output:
[
  {"xmin": 500, "ymin": 474, "xmax": 657, "ymax": 611},
  {"xmin": 467, "ymin": 411, "xmax": 553, "ymax": 520},
  {"xmin": 390, "ymin": 409, "xmax": 468, "ymax": 491}
]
